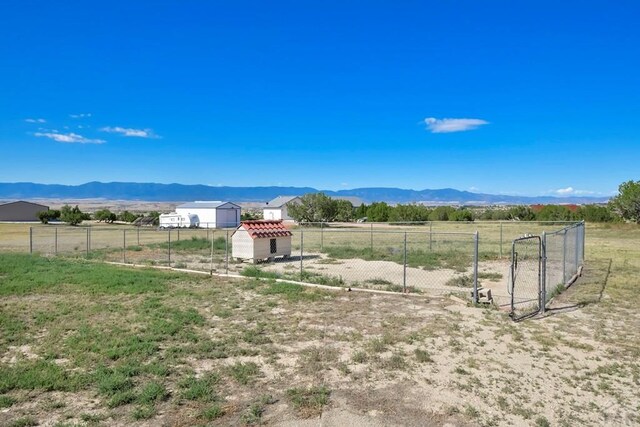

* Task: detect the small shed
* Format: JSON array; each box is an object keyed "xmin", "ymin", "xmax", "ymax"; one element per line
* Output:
[
  {"xmin": 263, "ymin": 196, "xmax": 300, "ymax": 221},
  {"xmin": 176, "ymin": 201, "xmax": 241, "ymax": 229},
  {"xmin": 0, "ymin": 201, "xmax": 49, "ymax": 221},
  {"xmin": 232, "ymin": 220, "xmax": 293, "ymax": 263}
]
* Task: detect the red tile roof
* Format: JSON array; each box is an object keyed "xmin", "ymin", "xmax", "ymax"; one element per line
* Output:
[{"xmin": 239, "ymin": 220, "xmax": 293, "ymax": 240}]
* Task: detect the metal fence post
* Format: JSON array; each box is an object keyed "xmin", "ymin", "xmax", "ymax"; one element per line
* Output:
[
  {"xmin": 210, "ymin": 230, "xmax": 214, "ymax": 275},
  {"xmin": 320, "ymin": 222, "xmax": 324, "ymax": 251},
  {"xmin": 499, "ymin": 221, "xmax": 503, "ymax": 259},
  {"xmin": 300, "ymin": 229, "xmax": 304, "ymax": 277},
  {"xmin": 123, "ymin": 230, "xmax": 126, "ymax": 264},
  {"xmin": 86, "ymin": 228, "xmax": 89, "ymax": 258},
  {"xmin": 541, "ymin": 231, "xmax": 547, "ymax": 314},
  {"xmin": 168, "ymin": 229, "xmax": 171, "ymax": 266},
  {"xmin": 54, "ymin": 227, "xmax": 58, "ymax": 255},
  {"xmin": 177, "ymin": 227, "xmax": 180, "ymax": 242},
  {"xmin": 473, "ymin": 231, "xmax": 479, "ymax": 304},
  {"xmin": 403, "ymin": 232, "xmax": 407, "ymax": 293},
  {"xmin": 574, "ymin": 225, "xmax": 580, "ymax": 273},
  {"xmin": 29, "ymin": 227, "xmax": 33, "ymax": 254},
  {"xmin": 581, "ymin": 221, "xmax": 586, "ymax": 263},
  {"xmin": 429, "ymin": 222, "xmax": 433, "ymax": 251},
  {"xmin": 137, "ymin": 227, "xmax": 140, "ymax": 246},
  {"xmin": 562, "ymin": 229, "xmax": 567, "ymax": 284},
  {"xmin": 225, "ymin": 230, "xmax": 229, "ymax": 274},
  {"xmin": 370, "ymin": 223, "xmax": 373, "ymax": 253}
]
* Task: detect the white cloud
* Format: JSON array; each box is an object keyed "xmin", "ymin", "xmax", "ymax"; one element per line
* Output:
[
  {"xmin": 424, "ymin": 117, "xmax": 489, "ymax": 133},
  {"xmin": 70, "ymin": 113, "xmax": 92, "ymax": 119},
  {"xmin": 552, "ymin": 187, "xmax": 596, "ymax": 196},
  {"xmin": 25, "ymin": 118, "xmax": 46, "ymax": 123},
  {"xmin": 100, "ymin": 126, "xmax": 159, "ymax": 138},
  {"xmin": 34, "ymin": 132, "xmax": 105, "ymax": 144}
]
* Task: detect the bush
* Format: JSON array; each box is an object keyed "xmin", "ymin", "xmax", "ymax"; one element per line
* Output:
[{"xmin": 60, "ymin": 205, "xmax": 85, "ymax": 226}]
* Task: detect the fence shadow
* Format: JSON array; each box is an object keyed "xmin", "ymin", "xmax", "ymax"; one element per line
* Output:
[{"xmin": 536, "ymin": 258, "xmax": 612, "ymax": 319}]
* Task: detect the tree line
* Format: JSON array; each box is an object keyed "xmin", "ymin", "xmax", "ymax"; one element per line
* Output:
[
  {"xmin": 37, "ymin": 206, "xmax": 160, "ymax": 226},
  {"xmin": 287, "ymin": 180, "xmax": 640, "ymax": 224}
]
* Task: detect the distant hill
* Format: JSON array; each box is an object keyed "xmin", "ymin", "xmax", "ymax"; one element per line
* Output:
[{"xmin": 0, "ymin": 181, "xmax": 610, "ymax": 205}]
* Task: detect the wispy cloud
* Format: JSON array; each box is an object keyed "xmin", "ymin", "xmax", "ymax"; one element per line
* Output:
[
  {"xmin": 100, "ymin": 126, "xmax": 160, "ymax": 138},
  {"xmin": 552, "ymin": 187, "xmax": 596, "ymax": 196},
  {"xmin": 34, "ymin": 132, "xmax": 105, "ymax": 144},
  {"xmin": 424, "ymin": 117, "xmax": 489, "ymax": 133},
  {"xmin": 69, "ymin": 113, "xmax": 92, "ymax": 119},
  {"xmin": 25, "ymin": 118, "xmax": 46, "ymax": 123}
]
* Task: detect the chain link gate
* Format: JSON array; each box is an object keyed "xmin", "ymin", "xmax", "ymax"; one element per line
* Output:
[{"xmin": 510, "ymin": 235, "xmax": 542, "ymax": 321}]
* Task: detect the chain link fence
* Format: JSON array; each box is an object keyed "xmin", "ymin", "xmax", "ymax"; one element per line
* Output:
[
  {"xmin": 29, "ymin": 225, "xmax": 484, "ymax": 297},
  {"xmin": 509, "ymin": 221, "xmax": 586, "ymax": 320},
  {"xmin": 26, "ymin": 220, "xmax": 584, "ymax": 304}
]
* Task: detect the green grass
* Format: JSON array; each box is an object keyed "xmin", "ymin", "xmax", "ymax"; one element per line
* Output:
[
  {"xmin": 202, "ymin": 403, "xmax": 225, "ymax": 421},
  {"xmin": 156, "ymin": 236, "xmax": 227, "ymax": 251},
  {"xmin": 9, "ymin": 417, "xmax": 38, "ymax": 427},
  {"xmin": 0, "ymin": 253, "xmax": 177, "ymax": 295},
  {"xmin": 227, "ymin": 362, "xmax": 260, "ymax": 385},
  {"xmin": 0, "ymin": 360, "xmax": 89, "ymax": 394},
  {"xmin": 445, "ymin": 274, "xmax": 474, "ymax": 288},
  {"xmin": 286, "ymin": 386, "xmax": 330, "ymax": 417},
  {"xmin": 323, "ymin": 246, "xmax": 472, "ymax": 271},
  {"xmin": 0, "ymin": 394, "xmax": 16, "ymax": 408},
  {"xmin": 242, "ymin": 266, "xmax": 345, "ymax": 288},
  {"xmin": 179, "ymin": 373, "xmax": 221, "ymax": 403}
]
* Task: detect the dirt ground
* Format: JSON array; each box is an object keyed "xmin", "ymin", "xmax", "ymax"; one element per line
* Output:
[{"xmin": 2, "ymin": 223, "xmax": 640, "ymax": 426}]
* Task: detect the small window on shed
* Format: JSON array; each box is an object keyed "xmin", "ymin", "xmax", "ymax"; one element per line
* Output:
[{"xmin": 270, "ymin": 238, "xmax": 277, "ymax": 254}]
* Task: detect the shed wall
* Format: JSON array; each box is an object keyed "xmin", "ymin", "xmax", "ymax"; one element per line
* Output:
[
  {"xmin": 0, "ymin": 202, "xmax": 48, "ymax": 221},
  {"xmin": 231, "ymin": 230, "xmax": 254, "ymax": 259}
]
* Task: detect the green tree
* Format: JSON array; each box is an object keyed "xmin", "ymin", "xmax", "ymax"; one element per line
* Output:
[
  {"xmin": 117, "ymin": 210, "xmax": 140, "ymax": 223},
  {"xmin": 507, "ymin": 206, "xmax": 536, "ymax": 221},
  {"xmin": 334, "ymin": 200, "xmax": 354, "ymax": 222},
  {"xmin": 94, "ymin": 209, "xmax": 117, "ymax": 223},
  {"xmin": 536, "ymin": 205, "xmax": 576, "ymax": 221},
  {"xmin": 576, "ymin": 204, "xmax": 614, "ymax": 222},
  {"xmin": 60, "ymin": 205, "xmax": 85, "ymax": 226},
  {"xmin": 37, "ymin": 210, "xmax": 50, "ymax": 224},
  {"xmin": 288, "ymin": 193, "xmax": 337, "ymax": 222},
  {"xmin": 366, "ymin": 202, "xmax": 391, "ymax": 222},
  {"xmin": 449, "ymin": 208, "xmax": 474, "ymax": 221},
  {"xmin": 428, "ymin": 206, "xmax": 455, "ymax": 221},
  {"xmin": 609, "ymin": 180, "xmax": 640, "ymax": 223},
  {"xmin": 388, "ymin": 204, "xmax": 431, "ymax": 222}
]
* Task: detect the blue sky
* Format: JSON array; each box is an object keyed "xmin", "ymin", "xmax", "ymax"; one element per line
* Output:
[{"xmin": 1, "ymin": 1, "xmax": 638, "ymax": 197}]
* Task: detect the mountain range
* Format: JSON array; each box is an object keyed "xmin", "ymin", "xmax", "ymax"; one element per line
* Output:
[{"xmin": 0, "ymin": 182, "xmax": 610, "ymax": 205}]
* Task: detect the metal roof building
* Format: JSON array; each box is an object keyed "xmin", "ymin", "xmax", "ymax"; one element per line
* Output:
[
  {"xmin": 263, "ymin": 196, "xmax": 301, "ymax": 221},
  {"xmin": 175, "ymin": 201, "xmax": 241, "ymax": 229},
  {"xmin": 0, "ymin": 201, "xmax": 49, "ymax": 221}
]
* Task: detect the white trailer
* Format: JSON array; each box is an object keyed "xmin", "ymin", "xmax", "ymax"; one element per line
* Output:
[{"xmin": 158, "ymin": 213, "xmax": 198, "ymax": 228}]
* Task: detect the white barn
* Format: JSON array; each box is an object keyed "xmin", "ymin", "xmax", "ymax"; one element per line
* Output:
[
  {"xmin": 175, "ymin": 201, "xmax": 241, "ymax": 229},
  {"xmin": 263, "ymin": 196, "xmax": 300, "ymax": 221},
  {"xmin": 232, "ymin": 220, "xmax": 293, "ymax": 263}
]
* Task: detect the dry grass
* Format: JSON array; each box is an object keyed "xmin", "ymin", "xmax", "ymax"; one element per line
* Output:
[{"xmin": 0, "ymin": 222, "xmax": 639, "ymax": 425}]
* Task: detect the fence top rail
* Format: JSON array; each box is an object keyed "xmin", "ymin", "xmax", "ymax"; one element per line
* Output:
[
  {"xmin": 292, "ymin": 229, "xmax": 478, "ymax": 236},
  {"xmin": 300, "ymin": 220, "xmax": 581, "ymax": 226}
]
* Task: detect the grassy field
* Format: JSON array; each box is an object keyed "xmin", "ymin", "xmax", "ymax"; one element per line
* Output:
[{"xmin": 1, "ymin": 223, "xmax": 639, "ymax": 425}]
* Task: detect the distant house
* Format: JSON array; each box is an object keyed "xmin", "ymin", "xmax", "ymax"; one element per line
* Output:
[
  {"xmin": 231, "ymin": 220, "xmax": 293, "ymax": 263},
  {"xmin": 263, "ymin": 196, "xmax": 301, "ymax": 221},
  {"xmin": 176, "ymin": 201, "xmax": 241, "ymax": 229},
  {"xmin": 0, "ymin": 201, "xmax": 48, "ymax": 222}
]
